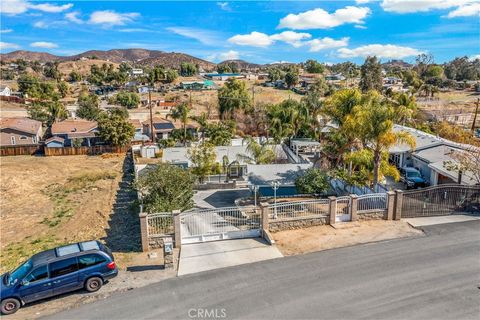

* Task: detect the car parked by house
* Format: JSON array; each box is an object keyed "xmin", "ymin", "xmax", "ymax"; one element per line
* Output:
[
  {"xmin": 0, "ymin": 240, "xmax": 117, "ymax": 315},
  {"xmin": 399, "ymin": 167, "xmax": 428, "ymax": 189}
]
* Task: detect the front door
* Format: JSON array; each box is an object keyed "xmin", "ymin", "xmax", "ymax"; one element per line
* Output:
[
  {"xmin": 18, "ymin": 265, "xmax": 53, "ymax": 303},
  {"xmin": 49, "ymin": 257, "xmax": 81, "ymax": 295}
]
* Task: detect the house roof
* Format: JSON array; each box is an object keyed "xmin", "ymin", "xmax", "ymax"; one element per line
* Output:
[
  {"xmin": 247, "ymin": 163, "xmax": 311, "ymax": 186},
  {"xmin": 143, "ymin": 118, "xmax": 175, "ymax": 132},
  {"xmin": 51, "ymin": 119, "xmax": 97, "ymax": 137},
  {"xmin": 0, "ymin": 117, "xmax": 42, "ymax": 135},
  {"xmin": 128, "ymin": 119, "xmax": 143, "ymax": 129}
]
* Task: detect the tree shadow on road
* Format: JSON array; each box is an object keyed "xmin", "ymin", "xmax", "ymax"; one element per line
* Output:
[{"xmin": 103, "ymin": 152, "xmax": 141, "ymax": 253}]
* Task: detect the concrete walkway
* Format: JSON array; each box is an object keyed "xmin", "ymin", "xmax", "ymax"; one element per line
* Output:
[
  {"xmin": 178, "ymin": 238, "xmax": 283, "ymax": 276},
  {"xmin": 404, "ymin": 214, "xmax": 480, "ymax": 227}
]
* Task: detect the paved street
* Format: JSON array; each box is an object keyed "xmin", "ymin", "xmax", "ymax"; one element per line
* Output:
[{"xmin": 48, "ymin": 221, "xmax": 480, "ymax": 320}]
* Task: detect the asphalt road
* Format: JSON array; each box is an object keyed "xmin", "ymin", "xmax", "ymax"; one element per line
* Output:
[{"xmin": 48, "ymin": 221, "xmax": 480, "ymax": 320}]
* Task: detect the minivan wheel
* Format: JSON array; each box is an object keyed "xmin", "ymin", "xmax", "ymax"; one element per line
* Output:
[
  {"xmin": 1, "ymin": 298, "xmax": 21, "ymax": 315},
  {"xmin": 85, "ymin": 277, "xmax": 103, "ymax": 292}
]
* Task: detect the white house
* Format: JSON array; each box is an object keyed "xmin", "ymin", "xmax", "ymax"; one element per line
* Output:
[{"xmin": 0, "ymin": 86, "xmax": 11, "ymax": 97}]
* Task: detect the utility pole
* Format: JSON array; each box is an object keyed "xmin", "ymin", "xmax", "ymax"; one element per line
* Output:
[
  {"xmin": 149, "ymin": 87, "xmax": 154, "ymax": 142},
  {"xmin": 471, "ymin": 98, "xmax": 479, "ymax": 133}
]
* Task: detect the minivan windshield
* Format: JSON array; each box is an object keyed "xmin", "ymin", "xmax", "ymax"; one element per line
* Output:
[
  {"xmin": 7, "ymin": 259, "xmax": 33, "ymax": 286},
  {"xmin": 407, "ymin": 171, "xmax": 421, "ymax": 178}
]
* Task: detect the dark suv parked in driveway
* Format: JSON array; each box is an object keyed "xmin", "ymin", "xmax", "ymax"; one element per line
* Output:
[
  {"xmin": 400, "ymin": 167, "xmax": 428, "ymax": 189},
  {"xmin": 1, "ymin": 240, "xmax": 118, "ymax": 315}
]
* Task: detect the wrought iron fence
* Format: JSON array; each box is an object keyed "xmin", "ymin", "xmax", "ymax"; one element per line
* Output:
[
  {"xmin": 401, "ymin": 184, "xmax": 480, "ymax": 218},
  {"xmin": 180, "ymin": 206, "xmax": 260, "ymax": 238},
  {"xmin": 357, "ymin": 193, "xmax": 388, "ymax": 213},
  {"xmin": 268, "ymin": 199, "xmax": 329, "ymax": 221},
  {"xmin": 147, "ymin": 212, "xmax": 174, "ymax": 237},
  {"xmin": 336, "ymin": 196, "xmax": 351, "ymax": 216}
]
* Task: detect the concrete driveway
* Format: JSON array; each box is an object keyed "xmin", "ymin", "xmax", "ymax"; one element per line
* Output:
[{"xmin": 177, "ymin": 238, "xmax": 283, "ymax": 276}]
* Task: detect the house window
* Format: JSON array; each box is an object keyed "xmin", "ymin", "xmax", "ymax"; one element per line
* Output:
[
  {"xmin": 10, "ymin": 136, "xmax": 15, "ymax": 145},
  {"xmin": 19, "ymin": 136, "xmax": 27, "ymax": 140}
]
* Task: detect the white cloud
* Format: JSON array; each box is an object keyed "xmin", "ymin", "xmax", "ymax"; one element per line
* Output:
[
  {"xmin": 0, "ymin": 29, "xmax": 13, "ymax": 33},
  {"xmin": 355, "ymin": 24, "xmax": 368, "ymax": 29},
  {"xmin": 270, "ymin": 31, "xmax": 312, "ymax": 47},
  {"xmin": 29, "ymin": 3, "xmax": 73, "ymax": 13},
  {"xmin": 89, "ymin": 10, "xmax": 139, "ymax": 26},
  {"xmin": 33, "ymin": 21, "xmax": 48, "ymax": 28},
  {"xmin": 470, "ymin": 54, "xmax": 480, "ymax": 60},
  {"xmin": 30, "ymin": 41, "xmax": 58, "ymax": 48},
  {"xmin": 381, "ymin": 0, "xmax": 479, "ymax": 17},
  {"xmin": 278, "ymin": 6, "xmax": 371, "ymax": 30},
  {"xmin": 1, "ymin": 0, "xmax": 73, "ymax": 15},
  {"xmin": 119, "ymin": 28, "xmax": 152, "ymax": 33},
  {"xmin": 228, "ymin": 31, "xmax": 273, "ymax": 47},
  {"xmin": 307, "ymin": 37, "xmax": 349, "ymax": 52},
  {"xmin": 65, "ymin": 11, "xmax": 83, "ymax": 24},
  {"xmin": 356, "ymin": 0, "xmax": 372, "ymax": 3},
  {"xmin": 217, "ymin": 2, "xmax": 231, "ymax": 11},
  {"xmin": 447, "ymin": 3, "xmax": 480, "ymax": 17},
  {"xmin": 207, "ymin": 50, "xmax": 240, "ymax": 62},
  {"xmin": 0, "ymin": 41, "xmax": 20, "ymax": 50},
  {"xmin": 337, "ymin": 44, "xmax": 423, "ymax": 58},
  {"xmin": 167, "ymin": 27, "xmax": 221, "ymax": 45}
]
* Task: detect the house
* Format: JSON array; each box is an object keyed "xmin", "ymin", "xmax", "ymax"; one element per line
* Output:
[
  {"xmin": 131, "ymin": 68, "xmax": 144, "ymax": 76},
  {"xmin": 204, "ymin": 73, "xmax": 245, "ymax": 81},
  {"xmin": 138, "ymin": 86, "xmax": 149, "ymax": 94},
  {"xmin": 129, "ymin": 119, "xmax": 150, "ymax": 142},
  {"xmin": 44, "ymin": 136, "xmax": 65, "ymax": 148},
  {"xmin": 142, "ymin": 118, "xmax": 175, "ymax": 140},
  {"xmin": 0, "ymin": 117, "xmax": 42, "ymax": 146},
  {"xmin": 389, "ymin": 124, "xmax": 478, "ymax": 186},
  {"xmin": 50, "ymin": 119, "xmax": 98, "ymax": 147},
  {"xmin": 180, "ymin": 80, "xmax": 216, "ymax": 90},
  {"xmin": 0, "ymin": 86, "xmax": 11, "ymax": 97},
  {"xmin": 325, "ymin": 73, "xmax": 346, "ymax": 82},
  {"xmin": 383, "ymin": 77, "xmax": 404, "ymax": 92}
]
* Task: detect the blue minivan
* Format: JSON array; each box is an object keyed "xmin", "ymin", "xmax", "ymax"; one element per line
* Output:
[{"xmin": 1, "ymin": 240, "xmax": 118, "ymax": 315}]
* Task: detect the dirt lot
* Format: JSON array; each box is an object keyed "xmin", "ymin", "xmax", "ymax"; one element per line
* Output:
[{"xmin": 272, "ymin": 220, "xmax": 424, "ymax": 256}]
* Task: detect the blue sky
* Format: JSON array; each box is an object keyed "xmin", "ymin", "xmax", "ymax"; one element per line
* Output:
[{"xmin": 1, "ymin": 0, "xmax": 479, "ymax": 64}]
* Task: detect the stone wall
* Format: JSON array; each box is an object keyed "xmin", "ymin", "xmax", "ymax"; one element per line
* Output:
[
  {"xmin": 149, "ymin": 236, "xmax": 165, "ymax": 249},
  {"xmin": 269, "ymin": 217, "xmax": 328, "ymax": 232},
  {"xmin": 357, "ymin": 210, "xmax": 386, "ymax": 221}
]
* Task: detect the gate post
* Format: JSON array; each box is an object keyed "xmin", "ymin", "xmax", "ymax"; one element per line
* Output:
[
  {"xmin": 139, "ymin": 206, "xmax": 149, "ymax": 252},
  {"xmin": 394, "ymin": 190, "xmax": 403, "ymax": 220},
  {"xmin": 260, "ymin": 202, "xmax": 269, "ymax": 232},
  {"xmin": 328, "ymin": 196, "xmax": 337, "ymax": 225},
  {"xmin": 350, "ymin": 194, "xmax": 358, "ymax": 222},
  {"xmin": 386, "ymin": 191, "xmax": 395, "ymax": 220},
  {"xmin": 173, "ymin": 210, "xmax": 181, "ymax": 248}
]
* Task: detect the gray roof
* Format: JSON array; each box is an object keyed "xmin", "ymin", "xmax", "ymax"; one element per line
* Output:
[
  {"xmin": 247, "ymin": 163, "xmax": 311, "ymax": 186},
  {"xmin": 390, "ymin": 125, "xmax": 444, "ymax": 153}
]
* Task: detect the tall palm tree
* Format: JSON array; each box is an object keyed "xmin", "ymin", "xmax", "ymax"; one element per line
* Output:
[
  {"xmin": 237, "ymin": 136, "xmax": 276, "ymax": 164},
  {"xmin": 167, "ymin": 102, "xmax": 191, "ymax": 146},
  {"xmin": 47, "ymin": 101, "xmax": 68, "ymax": 126},
  {"xmin": 191, "ymin": 112, "xmax": 208, "ymax": 142}
]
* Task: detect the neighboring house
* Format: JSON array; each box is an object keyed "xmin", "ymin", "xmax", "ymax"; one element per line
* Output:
[
  {"xmin": 325, "ymin": 73, "xmax": 346, "ymax": 82},
  {"xmin": 180, "ymin": 81, "xmax": 216, "ymax": 90},
  {"xmin": 131, "ymin": 68, "xmax": 144, "ymax": 76},
  {"xmin": 204, "ymin": 73, "xmax": 245, "ymax": 81},
  {"xmin": 383, "ymin": 77, "xmax": 405, "ymax": 92},
  {"xmin": 0, "ymin": 86, "xmax": 11, "ymax": 97},
  {"xmin": 129, "ymin": 119, "xmax": 150, "ymax": 142},
  {"xmin": 50, "ymin": 119, "xmax": 99, "ymax": 147},
  {"xmin": 142, "ymin": 118, "xmax": 175, "ymax": 140},
  {"xmin": 44, "ymin": 136, "xmax": 65, "ymax": 148},
  {"xmin": 138, "ymin": 86, "xmax": 149, "ymax": 94},
  {"xmin": 0, "ymin": 117, "xmax": 42, "ymax": 146},
  {"xmin": 389, "ymin": 124, "xmax": 478, "ymax": 186}
]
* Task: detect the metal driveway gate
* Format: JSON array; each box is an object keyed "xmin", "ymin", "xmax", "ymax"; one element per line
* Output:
[
  {"xmin": 180, "ymin": 206, "xmax": 261, "ymax": 244},
  {"xmin": 336, "ymin": 196, "xmax": 351, "ymax": 222}
]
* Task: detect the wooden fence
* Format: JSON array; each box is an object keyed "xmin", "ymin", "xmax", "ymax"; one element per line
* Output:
[
  {"xmin": 44, "ymin": 145, "xmax": 129, "ymax": 156},
  {"xmin": 0, "ymin": 145, "xmax": 42, "ymax": 156}
]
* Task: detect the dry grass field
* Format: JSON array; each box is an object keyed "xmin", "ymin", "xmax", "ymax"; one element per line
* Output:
[{"xmin": 0, "ymin": 154, "xmax": 141, "ymax": 273}]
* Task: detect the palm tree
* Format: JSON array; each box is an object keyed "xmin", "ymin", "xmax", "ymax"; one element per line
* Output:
[
  {"xmin": 392, "ymin": 93, "xmax": 417, "ymax": 125},
  {"xmin": 191, "ymin": 112, "xmax": 208, "ymax": 142},
  {"xmin": 47, "ymin": 101, "xmax": 68, "ymax": 126},
  {"xmin": 167, "ymin": 103, "xmax": 192, "ymax": 146},
  {"xmin": 237, "ymin": 136, "xmax": 276, "ymax": 164}
]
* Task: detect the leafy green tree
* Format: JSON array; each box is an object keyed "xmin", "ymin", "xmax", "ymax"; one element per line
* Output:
[
  {"xmin": 218, "ymin": 78, "xmax": 251, "ymax": 119},
  {"xmin": 188, "ymin": 143, "xmax": 217, "ymax": 183},
  {"xmin": 444, "ymin": 56, "xmax": 480, "ymax": 81},
  {"xmin": 43, "ymin": 62, "xmax": 61, "ymax": 80},
  {"xmin": 57, "ymin": 81, "xmax": 69, "ymax": 98},
  {"xmin": 111, "ymin": 91, "xmax": 140, "ymax": 109},
  {"xmin": 149, "ymin": 65, "xmax": 165, "ymax": 84},
  {"xmin": 77, "ymin": 91, "xmax": 102, "ymax": 120},
  {"xmin": 167, "ymin": 103, "xmax": 192, "ymax": 145},
  {"xmin": 425, "ymin": 65, "xmax": 444, "ymax": 78},
  {"xmin": 205, "ymin": 121, "xmax": 236, "ymax": 146},
  {"xmin": 165, "ymin": 69, "xmax": 178, "ymax": 83},
  {"xmin": 18, "ymin": 74, "xmax": 59, "ymax": 100},
  {"xmin": 97, "ymin": 112, "xmax": 135, "ymax": 146},
  {"xmin": 28, "ymin": 101, "xmax": 68, "ymax": 127},
  {"xmin": 217, "ymin": 64, "xmax": 232, "ymax": 74},
  {"xmin": 295, "ymin": 168, "xmax": 330, "ymax": 194},
  {"xmin": 69, "ymin": 70, "xmax": 82, "ymax": 82},
  {"xmin": 267, "ymin": 67, "xmax": 285, "ymax": 82},
  {"xmin": 180, "ymin": 62, "xmax": 197, "ymax": 76},
  {"xmin": 237, "ymin": 136, "xmax": 275, "ymax": 164},
  {"xmin": 285, "ymin": 70, "xmax": 299, "ymax": 88},
  {"xmin": 415, "ymin": 53, "xmax": 434, "ymax": 78},
  {"xmin": 134, "ymin": 163, "xmax": 195, "ymax": 213},
  {"xmin": 359, "ymin": 56, "xmax": 383, "ymax": 92},
  {"xmin": 304, "ymin": 59, "xmax": 325, "ymax": 74}
]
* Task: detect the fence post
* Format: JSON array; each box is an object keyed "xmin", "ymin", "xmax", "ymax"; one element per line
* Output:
[
  {"xmin": 260, "ymin": 202, "xmax": 269, "ymax": 232},
  {"xmin": 173, "ymin": 210, "xmax": 181, "ymax": 248},
  {"xmin": 139, "ymin": 206, "xmax": 149, "ymax": 252},
  {"xmin": 394, "ymin": 190, "xmax": 403, "ymax": 220},
  {"xmin": 350, "ymin": 194, "xmax": 358, "ymax": 222},
  {"xmin": 386, "ymin": 191, "xmax": 395, "ymax": 220},
  {"xmin": 328, "ymin": 196, "xmax": 337, "ymax": 225}
]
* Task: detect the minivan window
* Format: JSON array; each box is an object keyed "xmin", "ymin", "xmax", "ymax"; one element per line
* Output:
[
  {"xmin": 23, "ymin": 265, "xmax": 48, "ymax": 283},
  {"xmin": 78, "ymin": 254, "xmax": 106, "ymax": 269},
  {"xmin": 50, "ymin": 257, "xmax": 78, "ymax": 278},
  {"xmin": 7, "ymin": 259, "xmax": 33, "ymax": 285}
]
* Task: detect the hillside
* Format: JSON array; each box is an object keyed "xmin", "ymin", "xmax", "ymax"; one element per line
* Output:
[
  {"xmin": 218, "ymin": 59, "xmax": 263, "ymax": 71},
  {"xmin": 1, "ymin": 48, "xmax": 217, "ymax": 71}
]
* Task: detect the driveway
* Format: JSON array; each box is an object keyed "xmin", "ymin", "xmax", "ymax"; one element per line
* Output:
[
  {"xmin": 193, "ymin": 189, "xmax": 250, "ymax": 208},
  {"xmin": 178, "ymin": 238, "xmax": 283, "ymax": 276},
  {"xmin": 48, "ymin": 220, "xmax": 480, "ymax": 320}
]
